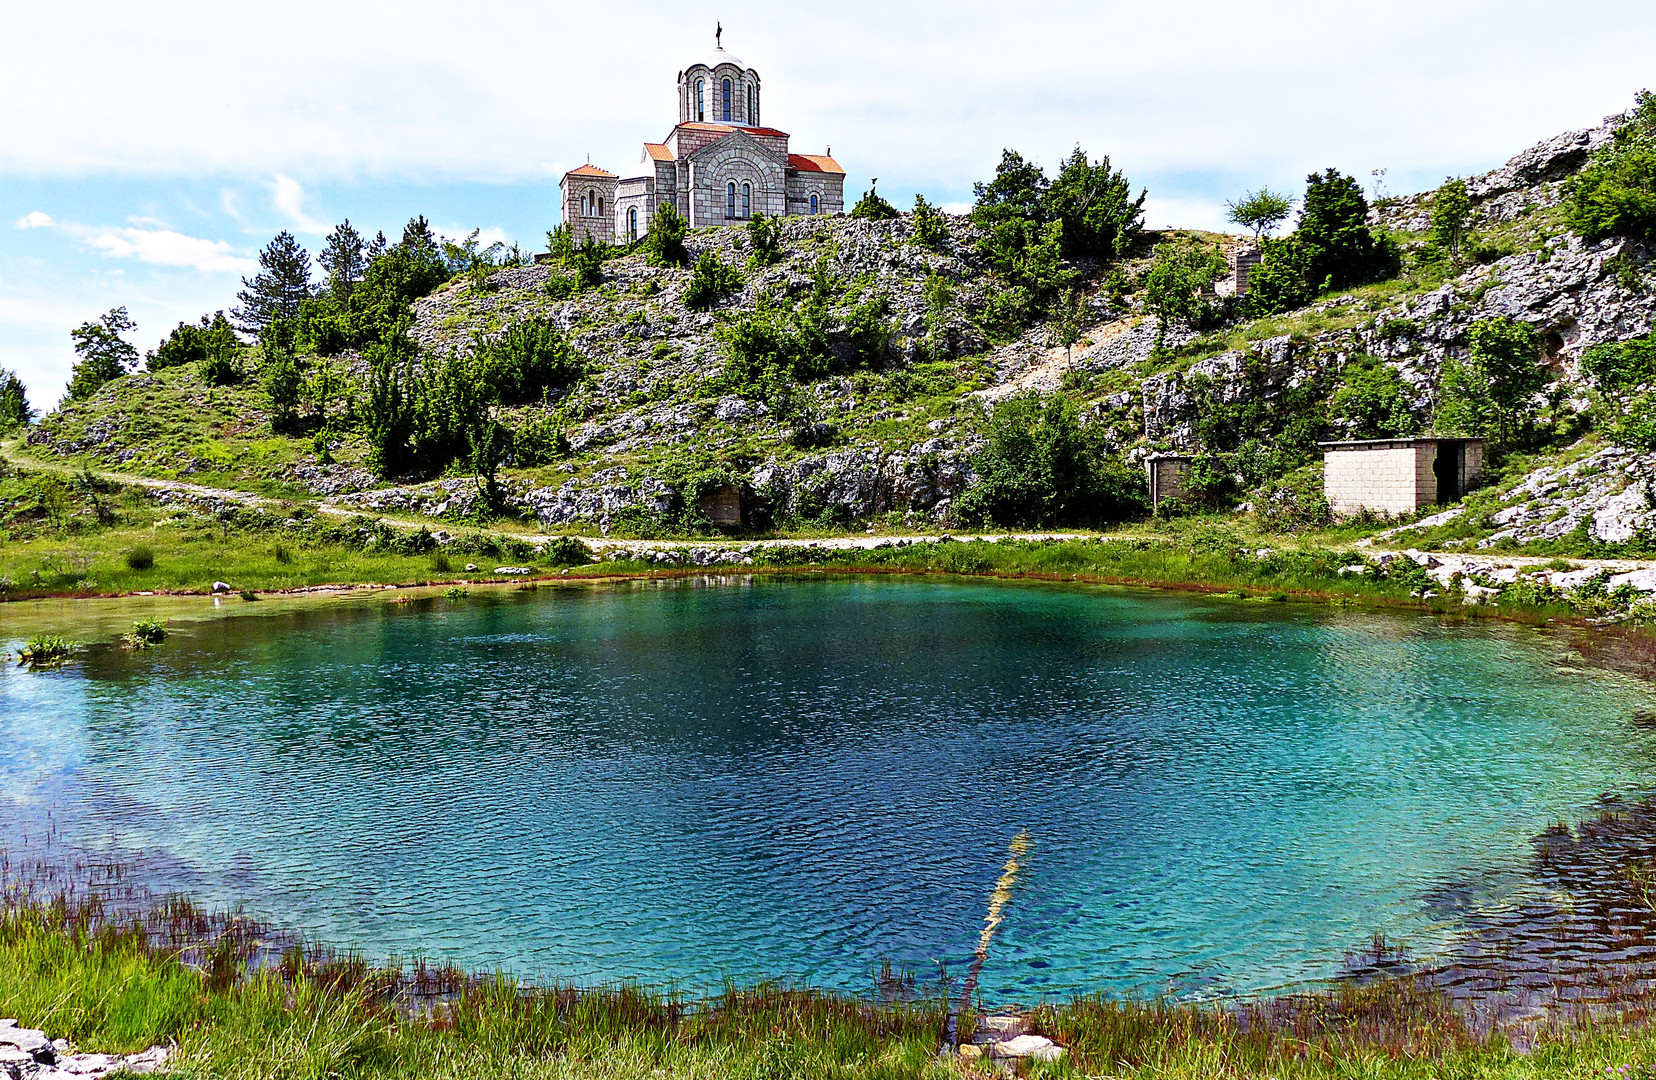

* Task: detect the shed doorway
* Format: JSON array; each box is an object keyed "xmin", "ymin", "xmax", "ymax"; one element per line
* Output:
[{"xmin": 1433, "ymin": 443, "xmax": 1464, "ymax": 504}]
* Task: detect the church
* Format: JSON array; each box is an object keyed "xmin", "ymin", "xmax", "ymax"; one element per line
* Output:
[{"xmin": 560, "ymin": 31, "xmax": 845, "ymax": 245}]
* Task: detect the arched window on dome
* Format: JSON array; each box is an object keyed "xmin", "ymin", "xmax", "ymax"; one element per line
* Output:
[
  {"xmin": 722, "ymin": 78, "xmax": 731, "ymax": 122},
  {"xmin": 628, "ymin": 207, "xmax": 638, "ymax": 242},
  {"xmin": 746, "ymin": 85, "xmax": 753, "ymax": 124},
  {"xmin": 810, "ymin": 194, "xmax": 819, "ymax": 216},
  {"xmin": 695, "ymin": 79, "xmax": 705, "ymax": 122},
  {"xmin": 727, "ymin": 182, "xmax": 736, "ymax": 219},
  {"xmin": 742, "ymin": 183, "xmax": 751, "ymax": 218}
]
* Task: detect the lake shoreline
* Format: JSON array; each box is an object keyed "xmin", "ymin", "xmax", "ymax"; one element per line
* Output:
[{"xmin": 7, "ymin": 555, "xmax": 1655, "ymax": 685}]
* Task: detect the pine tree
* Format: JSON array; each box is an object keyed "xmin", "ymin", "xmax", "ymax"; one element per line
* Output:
[
  {"xmin": 233, "ymin": 231, "xmax": 314, "ymax": 336},
  {"xmin": 0, "ymin": 368, "xmax": 32, "ymax": 433},
  {"xmin": 318, "ymin": 220, "xmax": 367, "ymax": 300}
]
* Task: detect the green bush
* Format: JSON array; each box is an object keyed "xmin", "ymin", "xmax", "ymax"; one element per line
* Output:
[
  {"xmin": 512, "ymin": 409, "xmax": 569, "ymax": 466},
  {"xmin": 714, "ymin": 261, "xmax": 892, "ymax": 395},
  {"xmin": 910, "ymin": 195, "xmax": 949, "ymax": 250},
  {"xmin": 1243, "ymin": 238, "xmax": 1316, "ymax": 317},
  {"xmin": 123, "ymin": 618, "xmax": 167, "ymax": 647},
  {"xmin": 746, "ymin": 215, "xmax": 784, "ymax": 267},
  {"xmin": 642, "ymin": 204, "xmax": 689, "ymax": 268},
  {"xmin": 1329, "ymin": 357, "xmax": 1421, "ymax": 438},
  {"xmin": 124, "ymin": 545, "xmax": 155, "ymax": 571},
  {"xmin": 1044, "ymin": 146, "xmax": 1145, "ymax": 258},
  {"xmin": 1430, "ymin": 178, "xmax": 1472, "ymax": 257},
  {"xmin": 1565, "ymin": 90, "xmax": 1656, "ymax": 241},
  {"xmin": 539, "ymin": 535, "xmax": 593, "ymax": 566},
  {"xmin": 476, "ymin": 319, "xmax": 584, "ymax": 405},
  {"xmin": 1582, "ymin": 330, "xmax": 1656, "ymax": 449},
  {"xmin": 955, "ymin": 391, "xmax": 1147, "ymax": 527},
  {"xmin": 1297, "ymin": 168, "xmax": 1400, "ymax": 290},
  {"xmin": 1143, "ymin": 235, "xmax": 1228, "ymax": 348},
  {"xmin": 18, "ymin": 634, "xmax": 73, "ymax": 665},
  {"xmin": 682, "ymin": 252, "xmax": 744, "ymax": 310},
  {"xmin": 1435, "ymin": 317, "xmax": 1547, "ymax": 445},
  {"xmin": 0, "ymin": 368, "xmax": 32, "ymax": 434},
  {"xmin": 849, "ymin": 188, "xmax": 899, "ymax": 220}
]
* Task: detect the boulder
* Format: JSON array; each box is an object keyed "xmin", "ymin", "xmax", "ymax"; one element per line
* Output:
[{"xmin": 992, "ymin": 1034, "xmax": 1065, "ymax": 1062}]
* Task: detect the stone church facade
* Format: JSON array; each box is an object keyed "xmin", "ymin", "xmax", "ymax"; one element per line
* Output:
[{"xmin": 560, "ymin": 37, "xmax": 845, "ymax": 245}]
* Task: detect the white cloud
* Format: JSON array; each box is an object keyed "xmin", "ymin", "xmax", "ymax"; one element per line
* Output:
[
  {"xmin": 271, "ymin": 175, "xmax": 330, "ymax": 234},
  {"xmin": 0, "ymin": 0, "xmax": 1649, "ymax": 208},
  {"xmin": 83, "ymin": 227, "xmax": 257, "ymax": 273},
  {"xmin": 17, "ymin": 214, "xmax": 257, "ymax": 274}
]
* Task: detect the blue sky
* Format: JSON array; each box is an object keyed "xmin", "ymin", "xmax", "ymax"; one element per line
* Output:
[{"xmin": 3, "ymin": 0, "xmax": 1653, "ymax": 407}]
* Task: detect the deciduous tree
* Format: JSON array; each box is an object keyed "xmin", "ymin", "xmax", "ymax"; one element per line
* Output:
[{"xmin": 66, "ymin": 307, "xmax": 138, "ymax": 400}]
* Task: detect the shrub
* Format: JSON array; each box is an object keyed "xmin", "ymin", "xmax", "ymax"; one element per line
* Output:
[
  {"xmin": 1565, "ymin": 90, "xmax": 1656, "ymax": 241},
  {"xmin": 477, "ymin": 319, "xmax": 584, "ymax": 405},
  {"xmin": 1143, "ymin": 235, "xmax": 1228, "ymax": 349},
  {"xmin": 1581, "ymin": 330, "xmax": 1656, "ymax": 449},
  {"xmin": 1435, "ymin": 317, "xmax": 1547, "ymax": 444},
  {"xmin": 0, "ymin": 368, "xmax": 32, "ymax": 434},
  {"xmin": 124, "ymin": 545, "xmax": 155, "ymax": 571},
  {"xmin": 273, "ymin": 544, "xmax": 293, "ymax": 564},
  {"xmin": 258, "ymin": 349, "xmax": 303, "ymax": 426},
  {"xmin": 539, "ymin": 535, "xmax": 592, "ymax": 566},
  {"xmin": 682, "ymin": 252, "xmax": 744, "ymax": 310},
  {"xmin": 642, "ymin": 204, "xmax": 689, "ymax": 267},
  {"xmin": 512, "ymin": 409, "xmax": 570, "ymax": 466},
  {"xmin": 1430, "ymin": 178, "xmax": 1472, "ymax": 257},
  {"xmin": 910, "ymin": 195, "xmax": 949, "ymax": 250},
  {"xmin": 429, "ymin": 551, "xmax": 452, "ymax": 573},
  {"xmin": 954, "ymin": 391, "xmax": 1147, "ymax": 527},
  {"xmin": 746, "ymin": 214, "xmax": 784, "ymax": 267},
  {"xmin": 1329, "ymin": 357, "xmax": 1421, "ymax": 438},
  {"xmin": 1044, "ymin": 146, "xmax": 1145, "ymax": 258},
  {"xmin": 849, "ymin": 187, "xmax": 899, "ymax": 220},
  {"xmin": 1297, "ymin": 168, "xmax": 1400, "ymax": 290},
  {"xmin": 1243, "ymin": 238, "xmax": 1316, "ymax": 317}
]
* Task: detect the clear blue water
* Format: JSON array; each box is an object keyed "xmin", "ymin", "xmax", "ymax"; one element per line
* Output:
[{"xmin": 4, "ymin": 577, "xmax": 1655, "ymax": 1001}]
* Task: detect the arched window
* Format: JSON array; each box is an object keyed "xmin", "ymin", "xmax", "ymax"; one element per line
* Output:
[
  {"xmin": 810, "ymin": 194, "xmax": 819, "ymax": 216},
  {"xmin": 598, "ymin": 197, "xmax": 605, "ymax": 217},
  {"xmin": 742, "ymin": 183, "xmax": 751, "ymax": 218},
  {"xmin": 695, "ymin": 79, "xmax": 704, "ymax": 122},
  {"xmin": 746, "ymin": 85, "xmax": 754, "ymax": 124},
  {"xmin": 722, "ymin": 78, "xmax": 731, "ymax": 122},
  {"xmin": 588, "ymin": 190, "xmax": 597, "ymax": 217},
  {"xmin": 628, "ymin": 207, "xmax": 638, "ymax": 242},
  {"xmin": 727, "ymin": 182, "xmax": 736, "ymax": 218}
]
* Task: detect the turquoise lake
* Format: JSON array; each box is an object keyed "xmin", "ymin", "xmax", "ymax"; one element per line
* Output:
[{"xmin": 4, "ymin": 577, "xmax": 1655, "ymax": 1000}]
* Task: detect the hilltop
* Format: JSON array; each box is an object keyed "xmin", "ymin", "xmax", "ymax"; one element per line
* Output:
[{"xmin": 4, "ymin": 96, "xmax": 1656, "ymax": 608}]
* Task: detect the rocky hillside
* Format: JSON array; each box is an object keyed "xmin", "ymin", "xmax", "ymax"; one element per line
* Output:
[{"xmin": 18, "ymin": 107, "xmax": 1656, "ymax": 545}]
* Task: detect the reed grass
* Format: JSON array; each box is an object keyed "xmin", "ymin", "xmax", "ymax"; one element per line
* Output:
[{"xmin": 9, "ymin": 877, "xmax": 1656, "ymax": 1079}]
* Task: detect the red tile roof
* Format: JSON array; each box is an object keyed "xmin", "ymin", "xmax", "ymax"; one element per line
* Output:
[
  {"xmin": 564, "ymin": 164, "xmax": 616, "ymax": 178},
  {"xmin": 788, "ymin": 154, "xmax": 844, "ymax": 175},
  {"xmin": 643, "ymin": 142, "xmax": 673, "ymax": 162},
  {"xmin": 674, "ymin": 122, "xmax": 791, "ymax": 138}
]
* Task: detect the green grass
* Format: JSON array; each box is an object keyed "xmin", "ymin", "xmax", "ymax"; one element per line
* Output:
[{"xmin": 9, "ymin": 893, "xmax": 1656, "ymax": 1079}]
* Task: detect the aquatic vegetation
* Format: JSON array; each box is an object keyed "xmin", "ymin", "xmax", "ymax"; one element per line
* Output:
[
  {"xmin": 443, "ymin": 585, "xmax": 469, "ymax": 599},
  {"xmin": 121, "ymin": 618, "xmax": 167, "ymax": 649},
  {"xmin": 15, "ymin": 633, "xmax": 72, "ymax": 666}
]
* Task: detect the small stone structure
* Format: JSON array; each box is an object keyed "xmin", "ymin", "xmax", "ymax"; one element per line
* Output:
[
  {"xmin": 561, "ymin": 29, "xmax": 845, "ymax": 244},
  {"xmin": 1213, "ymin": 245, "xmax": 1262, "ymax": 298},
  {"xmin": 696, "ymin": 484, "xmax": 743, "ymax": 525},
  {"xmin": 1320, "ymin": 438, "xmax": 1484, "ymax": 517},
  {"xmin": 1145, "ymin": 453, "xmax": 1194, "ymax": 510}
]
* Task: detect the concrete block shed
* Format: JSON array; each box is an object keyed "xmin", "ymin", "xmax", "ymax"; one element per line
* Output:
[
  {"xmin": 1319, "ymin": 438, "xmax": 1484, "ymax": 517},
  {"xmin": 1145, "ymin": 454, "xmax": 1194, "ymax": 511}
]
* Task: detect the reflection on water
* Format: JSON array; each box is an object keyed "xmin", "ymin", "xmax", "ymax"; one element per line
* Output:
[{"xmin": 4, "ymin": 576, "xmax": 1655, "ymax": 1000}]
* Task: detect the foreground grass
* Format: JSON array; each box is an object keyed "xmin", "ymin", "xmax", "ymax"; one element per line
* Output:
[{"xmin": 8, "ymin": 899, "xmax": 1656, "ymax": 1079}]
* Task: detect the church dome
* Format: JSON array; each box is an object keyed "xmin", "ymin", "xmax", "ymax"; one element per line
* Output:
[{"xmin": 702, "ymin": 47, "xmax": 746, "ymax": 71}]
